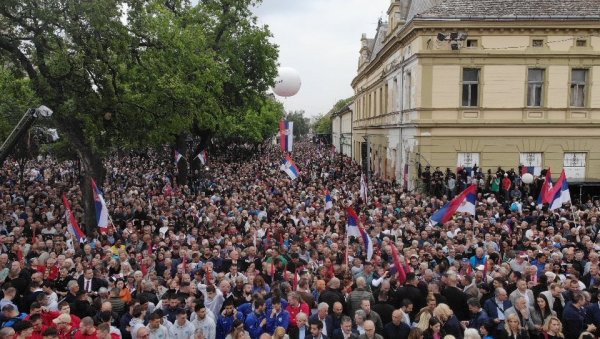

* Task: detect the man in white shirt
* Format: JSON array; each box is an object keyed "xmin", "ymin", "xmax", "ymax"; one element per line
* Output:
[
  {"xmin": 171, "ymin": 308, "xmax": 197, "ymax": 339},
  {"xmin": 192, "ymin": 303, "xmax": 216, "ymax": 339}
]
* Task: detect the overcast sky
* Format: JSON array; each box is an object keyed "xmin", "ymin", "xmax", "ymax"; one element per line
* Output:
[{"xmin": 253, "ymin": 0, "xmax": 389, "ymax": 118}]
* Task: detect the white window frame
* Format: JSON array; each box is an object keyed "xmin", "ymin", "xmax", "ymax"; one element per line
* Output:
[
  {"xmin": 520, "ymin": 152, "xmax": 543, "ymax": 176},
  {"xmin": 563, "ymin": 152, "xmax": 586, "ymax": 180},
  {"xmin": 457, "ymin": 152, "xmax": 480, "ymax": 168}
]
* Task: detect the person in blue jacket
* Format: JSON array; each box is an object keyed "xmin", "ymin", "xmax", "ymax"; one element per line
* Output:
[
  {"xmin": 217, "ymin": 300, "xmax": 237, "ymax": 339},
  {"xmin": 244, "ymin": 298, "xmax": 267, "ymax": 339},
  {"xmin": 267, "ymin": 297, "xmax": 290, "ymax": 334}
]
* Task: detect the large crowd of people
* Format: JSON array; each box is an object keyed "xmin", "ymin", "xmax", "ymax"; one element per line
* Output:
[{"xmin": 0, "ymin": 140, "xmax": 599, "ymax": 339}]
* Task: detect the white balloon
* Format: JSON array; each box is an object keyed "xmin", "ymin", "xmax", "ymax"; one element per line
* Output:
[
  {"xmin": 521, "ymin": 173, "xmax": 534, "ymax": 184},
  {"xmin": 273, "ymin": 67, "xmax": 301, "ymax": 97}
]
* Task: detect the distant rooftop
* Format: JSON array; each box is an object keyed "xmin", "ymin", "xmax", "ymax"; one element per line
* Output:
[{"xmin": 416, "ymin": 0, "xmax": 600, "ymax": 20}]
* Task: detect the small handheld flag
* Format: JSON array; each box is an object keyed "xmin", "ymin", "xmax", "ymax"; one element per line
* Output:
[
  {"xmin": 346, "ymin": 207, "xmax": 373, "ymax": 261},
  {"xmin": 549, "ymin": 170, "xmax": 571, "ymax": 210},
  {"xmin": 174, "ymin": 150, "xmax": 184, "ymax": 164},
  {"xmin": 280, "ymin": 155, "xmax": 300, "ymax": 180},
  {"xmin": 62, "ymin": 193, "xmax": 85, "ymax": 243},
  {"xmin": 196, "ymin": 150, "xmax": 207, "ymax": 165},
  {"xmin": 91, "ymin": 179, "xmax": 109, "ymax": 233}
]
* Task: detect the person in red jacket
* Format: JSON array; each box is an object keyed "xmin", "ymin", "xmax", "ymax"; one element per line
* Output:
[
  {"xmin": 501, "ymin": 174, "xmax": 512, "ymax": 202},
  {"xmin": 97, "ymin": 323, "xmax": 121, "ymax": 339},
  {"xmin": 286, "ymin": 292, "xmax": 310, "ymax": 331},
  {"xmin": 29, "ymin": 313, "xmax": 48, "ymax": 339},
  {"xmin": 74, "ymin": 317, "xmax": 98, "ymax": 339}
]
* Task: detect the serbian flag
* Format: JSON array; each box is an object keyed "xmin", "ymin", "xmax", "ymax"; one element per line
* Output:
[
  {"xmin": 521, "ymin": 166, "xmax": 541, "ymax": 176},
  {"xmin": 360, "ymin": 173, "xmax": 368, "ymax": 202},
  {"xmin": 196, "ymin": 150, "xmax": 207, "ymax": 165},
  {"xmin": 279, "ymin": 120, "xmax": 293, "ymax": 152},
  {"xmin": 537, "ymin": 169, "xmax": 553, "ymax": 208},
  {"xmin": 346, "ymin": 207, "xmax": 362, "ymax": 238},
  {"xmin": 280, "ymin": 155, "xmax": 300, "ymax": 180},
  {"xmin": 62, "ymin": 193, "xmax": 85, "ymax": 242},
  {"xmin": 358, "ymin": 224, "xmax": 373, "ymax": 262},
  {"xmin": 549, "ymin": 170, "xmax": 571, "ymax": 210},
  {"xmin": 91, "ymin": 179, "xmax": 109, "ymax": 233},
  {"xmin": 430, "ymin": 185, "xmax": 477, "ymax": 225},
  {"xmin": 324, "ymin": 190, "xmax": 333, "ymax": 210},
  {"xmin": 174, "ymin": 150, "xmax": 184, "ymax": 164}
]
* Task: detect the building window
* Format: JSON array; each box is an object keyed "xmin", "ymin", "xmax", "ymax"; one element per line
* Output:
[
  {"xmin": 564, "ymin": 152, "xmax": 586, "ymax": 180},
  {"xmin": 457, "ymin": 152, "xmax": 480, "ymax": 168},
  {"xmin": 462, "ymin": 68, "xmax": 480, "ymax": 107},
  {"xmin": 570, "ymin": 69, "xmax": 588, "ymax": 107},
  {"xmin": 404, "ymin": 72, "xmax": 412, "ymax": 109},
  {"xmin": 532, "ymin": 39, "xmax": 545, "ymax": 47},
  {"xmin": 520, "ymin": 152, "xmax": 543, "ymax": 176},
  {"xmin": 576, "ymin": 39, "xmax": 588, "ymax": 47},
  {"xmin": 527, "ymin": 69, "xmax": 544, "ymax": 107},
  {"xmin": 466, "ymin": 39, "xmax": 478, "ymax": 48}
]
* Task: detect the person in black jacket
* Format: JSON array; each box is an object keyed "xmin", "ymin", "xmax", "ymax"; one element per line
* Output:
[
  {"xmin": 319, "ymin": 278, "xmax": 346, "ymax": 315},
  {"xmin": 383, "ymin": 309, "xmax": 410, "ymax": 339},
  {"xmin": 394, "ymin": 273, "xmax": 425, "ymax": 320},
  {"xmin": 441, "ymin": 274, "xmax": 469, "ymax": 321},
  {"xmin": 562, "ymin": 292, "xmax": 596, "ymax": 338}
]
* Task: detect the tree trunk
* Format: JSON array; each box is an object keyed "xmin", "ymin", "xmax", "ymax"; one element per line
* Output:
[
  {"xmin": 190, "ymin": 132, "xmax": 212, "ymax": 177},
  {"xmin": 175, "ymin": 133, "xmax": 188, "ymax": 186},
  {"xmin": 76, "ymin": 148, "xmax": 106, "ymax": 237}
]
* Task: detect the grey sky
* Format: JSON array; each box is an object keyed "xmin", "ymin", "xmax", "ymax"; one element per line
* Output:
[{"xmin": 253, "ymin": 0, "xmax": 389, "ymax": 117}]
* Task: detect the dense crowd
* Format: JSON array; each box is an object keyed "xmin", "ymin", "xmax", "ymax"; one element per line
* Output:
[{"xmin": 0, "ymin": 141, "xmax": 599, "ymax": 339}]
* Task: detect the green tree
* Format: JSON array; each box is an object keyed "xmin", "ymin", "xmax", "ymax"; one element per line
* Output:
[
  {"xmin": 312, "ymin": 97, "xmax": 353, "ymax": 136},
  {"xmin": 0, "ymin": 0, "xmax": 278, "ymax": 233},
  {"xmin": 286, "ymin": 110, "xmax": 310, "ymax": 138}
]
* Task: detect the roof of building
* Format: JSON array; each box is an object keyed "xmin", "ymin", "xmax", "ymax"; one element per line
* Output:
[{"xmin": 416, "ymin": 0, "xmax": 600, "ymax": 19}]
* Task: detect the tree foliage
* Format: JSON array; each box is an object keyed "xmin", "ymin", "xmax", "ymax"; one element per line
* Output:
[
  {"xmin": 312, "ymin": 97, "xmax": 353, "ymax": 136},
  {"xmin": 286, "ymin": 110, "xmax": 310, "ymax": 138},
  {"xmin": 0, "ymin": 0, "xmax": 279, "ymax": 231}
]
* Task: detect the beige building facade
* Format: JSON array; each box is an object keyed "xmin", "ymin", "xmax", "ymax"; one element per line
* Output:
[
  {"xmin": 332, "ymin": 103, "xmax": 354, "ymax": 158},
  {"xmin": 352, "ymin": 0, "xmax": 600, "ymax": 188}
]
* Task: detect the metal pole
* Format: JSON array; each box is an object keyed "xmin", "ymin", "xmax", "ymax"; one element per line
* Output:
[{"xmin": 0, "ymin": 108, "xmax": 37, "ymax": 166}]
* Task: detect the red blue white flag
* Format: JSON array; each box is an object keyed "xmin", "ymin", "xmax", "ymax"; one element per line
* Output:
[{"xmin": 91, "ymin": 179, "xmax": 109, "ymax": 233}]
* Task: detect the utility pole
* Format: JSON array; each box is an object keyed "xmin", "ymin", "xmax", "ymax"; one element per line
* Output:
[{"xmin": 0, "ymin": 106, "xmax": 53, "ymax": 166}]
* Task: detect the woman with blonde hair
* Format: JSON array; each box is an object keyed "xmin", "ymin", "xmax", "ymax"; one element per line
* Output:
[
  {"xmin": 433, "ymin": 304, "xmax": 463, "ymax": 339},
  {"xmin": 414, "ymin": 309, "xmax": 433, "ymax": 332},
  {"xmin": 498, "ymin": 313, "xmax": 528, "ymax": 339},
  {"xmin": 463, "ymin": 328, "xmax": 481, "ymax": 339},
  {"xmin": 540, "ymin": 316, "xmax": 564, "ymax": 339}
]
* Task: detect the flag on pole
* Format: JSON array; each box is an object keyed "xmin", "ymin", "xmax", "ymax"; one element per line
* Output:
[
  {"xmin": 196, "ymin": 150, "xmax": 207, "ymax": 165},
  {"xmin": 549, "ymin": 170, "xmax": 571, "ymax": 210},
  {"xmin": 324, "ymin": 190, "xmax": 333, "ymax": 210},
  {"xmin": 537, "ymin": 169, "xmax": 553, "ymax": 208},
  {"xmin": 346, "ymin": 207, "xmax": 373, "ymax": 261},
  {"xmin": 345, "ymin": 207, "xmax": 362, "ymax": 238},
  {"xmin": 280, "ymin": 155, "xmax": 300, "ymax": 180},
  {"xmin": 279, "ymin": 120, "xmax": 294, "ymax": 152},
  {"xmin": 360, "ymin": 173, "xmax": 368, "ymax": 202},
  {"xmin": 390, "ymin": 242, "xmax": 406, "ymax": 284},
  {"xmin": 430, "ymin": 185, "xmax": 477, "ymax": 225},
  {"xmin": 62, "ymin": 193, "xmax": 85, "ymax": 243},
  {"xmin": 91, "ymin": 179, "xmax": 109, "ymax": 233},
  {"xmin": 174, "ymin": 150, "xmax": 184, "ymax": 164},
  {"xmin": 403, "ymin": 163, "xmax": 409, "ymax": 189}
]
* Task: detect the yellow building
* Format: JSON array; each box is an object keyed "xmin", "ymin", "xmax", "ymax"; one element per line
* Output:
[{"xmin": 352, "ymin": 0, "xmax": 600, "ymax": 188}]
